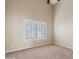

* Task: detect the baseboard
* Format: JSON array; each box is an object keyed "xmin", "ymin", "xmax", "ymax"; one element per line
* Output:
[
  {"xmin": 54, "ymin": 42, "xmax": 73, "ymax": 49},
  {"xmin": 6, "ymin": 42, "xmax": 53, "ymax": 54},
  {"xmin": 6, "ymin": 42, "xmax": 72, "ymax": 54}
]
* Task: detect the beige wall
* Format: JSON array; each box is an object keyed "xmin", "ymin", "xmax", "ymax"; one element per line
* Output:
[
  {"xmin": 54, "ymin": 0, "xmax": 73, "ymax": 49},
  {"xmin": 5, "ymin": 0, "xmax": 54, "ymax": 52}
]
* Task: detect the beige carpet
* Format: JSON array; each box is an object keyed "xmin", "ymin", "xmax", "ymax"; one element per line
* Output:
[{"xmin": 6, "ymin": 44, "xmax": 73, "ymax": 59}]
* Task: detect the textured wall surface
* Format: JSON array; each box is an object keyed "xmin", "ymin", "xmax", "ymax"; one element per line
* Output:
[
  {"xmin": 5, "ymin": 0, "xmax": 54, "ymax": 52},
  {"xmin": 54, "ymin": 0, "xmax": 73, "ymax": 49}
]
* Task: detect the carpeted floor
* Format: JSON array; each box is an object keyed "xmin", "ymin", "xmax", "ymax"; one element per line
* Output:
[{"xmin": 6, "ymin": 44, "xmax": 73, "ymax": 59}]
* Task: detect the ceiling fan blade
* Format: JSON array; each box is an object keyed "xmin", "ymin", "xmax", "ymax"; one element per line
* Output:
[
  {"xmin": 57, "ymin": 0, "xmax": 60, "ymax": 1},
  {"xmin": 47, "ymin": 0, "xmax": 50, "ymax": 4}
]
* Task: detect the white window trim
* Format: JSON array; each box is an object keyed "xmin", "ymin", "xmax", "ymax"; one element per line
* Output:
[{"xmin": 23, "ymin": 19, "xmax": 48, "ymax": 41}]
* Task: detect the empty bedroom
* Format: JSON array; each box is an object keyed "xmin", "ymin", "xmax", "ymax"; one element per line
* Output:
[{"xmin": 5, "ymin": 0, "xmax": 73, "ymax": 59}]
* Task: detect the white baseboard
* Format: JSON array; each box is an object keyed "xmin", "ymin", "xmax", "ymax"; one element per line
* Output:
[
  {"xmin": 54, "ymin": 42, "xmax": 73, "ymax": 49},
  {"xmin": 6, "ymin": 42, "xmax": 72, "ymax": 54},
  {"xmin": 6, "ymin": 42, "xmax": 53, "ymax": 54}
]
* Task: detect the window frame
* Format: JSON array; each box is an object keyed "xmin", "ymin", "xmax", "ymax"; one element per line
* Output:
[{"xmin": 23, "ymin": 19, "xmax": 48, "ymax": 41}]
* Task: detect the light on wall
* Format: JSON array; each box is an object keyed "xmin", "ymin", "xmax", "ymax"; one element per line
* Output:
[{"xmin": 47, "ymin": 0, "xmax": 60, "ymax": 4}]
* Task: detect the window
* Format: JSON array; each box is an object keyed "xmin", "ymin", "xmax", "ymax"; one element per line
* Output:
[{"xmin": 23, "ymin": 19, "xmax": 47, "ymax": 41}]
